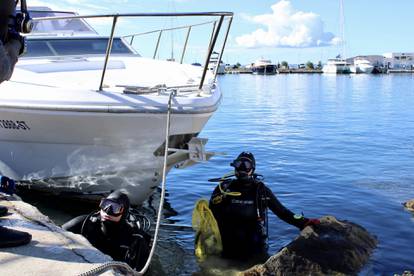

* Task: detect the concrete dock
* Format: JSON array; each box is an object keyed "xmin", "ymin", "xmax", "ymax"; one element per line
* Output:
[{"xmin": 0, "ymin": 192, "xmax": 118, "ymax": 276}]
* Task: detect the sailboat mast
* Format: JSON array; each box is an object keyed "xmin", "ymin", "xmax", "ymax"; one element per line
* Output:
[{"xmin": 339, "ymin": 0, "xmax": 346, "ymax": 59}]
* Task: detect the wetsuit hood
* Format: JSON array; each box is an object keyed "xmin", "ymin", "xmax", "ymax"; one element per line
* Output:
[
  {"xmin": 231, "ymin": 152, "xmax": 256, "ymax": 181},
  {"xmin": 102, "ymin": 190, "xmax": 130, "ymax": 222},
  {"xmin": 0, "ymin": 0, "xmax": 17, "ymax": 42}
]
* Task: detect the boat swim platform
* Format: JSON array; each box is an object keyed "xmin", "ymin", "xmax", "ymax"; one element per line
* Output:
[{"xmin": 0, "ymin": 192, "xmax": 118, "ymax": 276}]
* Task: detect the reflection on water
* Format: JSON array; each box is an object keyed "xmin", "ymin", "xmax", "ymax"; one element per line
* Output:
[{"xmin": 18, "ymin": 74, "xmax": 414, "ymax": 275}]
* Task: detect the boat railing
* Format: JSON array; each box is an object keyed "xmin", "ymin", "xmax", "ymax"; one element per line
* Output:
[{"xmin": 32, "ymin": 12, "xmax": 233, "ymax": 92}]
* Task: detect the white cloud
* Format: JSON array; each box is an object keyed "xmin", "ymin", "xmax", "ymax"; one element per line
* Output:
[{"xmin": 235, "ymin": 0, "xmax": 339, "ymax": 48}]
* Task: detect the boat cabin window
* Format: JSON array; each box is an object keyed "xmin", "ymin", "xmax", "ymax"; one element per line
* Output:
[
  {"xmin": 30, "ymin": 11, "xmax": 96, "ymax": 34},
  {"xmin": 25, "ymin": 38, "xmax": 135, "ymax": 57}
]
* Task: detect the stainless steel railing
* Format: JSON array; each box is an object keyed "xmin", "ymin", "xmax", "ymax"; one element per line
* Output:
[{"xmin": 32, "ymin": 12, "xmax": 233, "ymax": 91}]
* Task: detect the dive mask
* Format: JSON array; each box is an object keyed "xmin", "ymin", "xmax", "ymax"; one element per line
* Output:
[
  {"xmin": 99, "ymin": 198, "xmax": 124, "ymax": 216},
  {"xmin": 231, "ymin": 159, "xmax": 253, "ymax": 172}
]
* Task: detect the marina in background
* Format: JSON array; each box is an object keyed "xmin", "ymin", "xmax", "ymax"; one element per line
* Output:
[{"xmin": 224, "ymin": 52, "xmax": 414, "ymax": 74}]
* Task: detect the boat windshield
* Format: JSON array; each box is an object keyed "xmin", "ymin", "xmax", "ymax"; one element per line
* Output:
[
  {"xmin": 25, "ymin": 38, "xmax": 135, "ymax": 58},
  {"xmin": 30, "ymin": 9, "xmax": 97, "ymax": 34}
]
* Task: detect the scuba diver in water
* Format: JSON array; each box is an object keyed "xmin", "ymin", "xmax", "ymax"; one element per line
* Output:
[
  {"xmin": 209, "ymin": 152, "xmax": 320, "ymax": 261},
  {"xmin": 62, "ymin": 190, "xmax": 151, "ymax": 271}
]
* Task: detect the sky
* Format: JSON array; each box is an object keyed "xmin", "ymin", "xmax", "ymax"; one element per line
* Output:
[{"xmin": 28, "ymin": 0, "xmax": 414, "ymax": 65}]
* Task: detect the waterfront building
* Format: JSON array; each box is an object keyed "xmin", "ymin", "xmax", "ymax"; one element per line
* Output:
[{"xmin": 383, "ymin": 52, "xmax": 414, "ymax": 70}]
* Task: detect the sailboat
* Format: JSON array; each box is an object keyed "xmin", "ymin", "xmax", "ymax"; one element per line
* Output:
[{"xmin": 323, "ymin": 0, "xmax": 350, "ymax": 74}]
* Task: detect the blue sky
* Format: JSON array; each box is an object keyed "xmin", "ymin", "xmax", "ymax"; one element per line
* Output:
[{"xmin": 30, "ymin": 0, "xmax": 414, "ymax": 65}]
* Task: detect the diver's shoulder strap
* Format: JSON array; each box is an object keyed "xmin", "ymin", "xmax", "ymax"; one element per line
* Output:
[{"xmin": 220, "ymin": 178, "xmax": 233, "ymax": 189}]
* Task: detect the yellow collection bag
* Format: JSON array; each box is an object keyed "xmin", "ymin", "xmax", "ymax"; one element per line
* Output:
[{"xmin": 192, "ymin": 199, "xmax": 222, "ymax": 261}]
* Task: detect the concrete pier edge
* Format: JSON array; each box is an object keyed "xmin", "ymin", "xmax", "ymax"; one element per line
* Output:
[{"xmin": 0, "ymin": 192, "xmax": 120, "ymax": 276}]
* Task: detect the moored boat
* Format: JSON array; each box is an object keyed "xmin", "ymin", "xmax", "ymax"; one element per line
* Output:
[
  {"xmin": 323, "ymin": 58, "xmax": 351, "ymax": 74},
  {"xmin": 350, "ymin": 58, "xmax": 374, "ymax": 74},
  {"xmin": 252, "ymin": 58, "xmax": 277, "ymax": 75},
  {"xmin": 0, "ymin": 8, "xmax": 233, "ymax": 204}
]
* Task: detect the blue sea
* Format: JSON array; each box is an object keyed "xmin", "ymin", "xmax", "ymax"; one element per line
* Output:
[
  {"xmin": 22, "ymin": 73, "xmax": 414, "ymax": 275},
  {"xmin": 165, "ymin": 74, "xmax": 414, "ymax": 275}
]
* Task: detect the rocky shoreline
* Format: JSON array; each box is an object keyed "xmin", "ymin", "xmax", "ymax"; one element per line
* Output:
[{"xmin": 242, "ymin": 216, "xmax": 377, "ymax": 276}]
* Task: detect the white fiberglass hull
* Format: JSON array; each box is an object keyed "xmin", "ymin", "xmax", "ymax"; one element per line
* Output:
[
  {"xmin": 0, "ymin": 56, "xmax": 221, "ymax": 204},
  {"xmin": 209, "ymin": 63, "xmax": 225, "ymax": 75},
  {"xmin": 350, "ymin": 64, "xmax": 374, "ymax": 74},
  {"xmin": 322, "ymin": 64, "xmax": 351, "ymax": 74},
  {"xmin": 358, "ymin": 64, "xmax": 374, "ymax": 74},
  {"xmin": 0, "ymin": 108, "xmax": 214, "ymax": 203}
]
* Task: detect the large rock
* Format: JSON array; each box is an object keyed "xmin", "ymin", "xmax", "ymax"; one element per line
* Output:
[
  {"xmin": 243, "ymin": 216, "xmax": 377, "ymax": 276},
  {"xmin": 403, "ymin": 199, "xmax": 414, "ymax": 212}
]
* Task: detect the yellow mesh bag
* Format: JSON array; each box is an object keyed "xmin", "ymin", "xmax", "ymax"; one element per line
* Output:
[{"xmin": 192, "ymin": 199, "xmax": 222, "ymax": 261}]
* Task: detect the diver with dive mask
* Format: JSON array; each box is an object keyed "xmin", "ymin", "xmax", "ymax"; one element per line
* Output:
[
  {"xmin": 63, "ymin": 190, "xmax": 151, "ymax": 271},
  {"xmin": 209, "ymin": 152, "xmax": 321, "ymax": 261}
]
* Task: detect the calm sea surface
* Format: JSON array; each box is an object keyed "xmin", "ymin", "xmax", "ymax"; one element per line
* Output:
[
  {"xmin": 23, "ymin": 74, "xmax": 414, "ymax": 275},
  {"xmin": 166, "ymin": 74, "xmax": 414, "ymax": 275}
]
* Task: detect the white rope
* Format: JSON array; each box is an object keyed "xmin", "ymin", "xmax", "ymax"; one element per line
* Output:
[{"xmin": 138, "ymin": 90, "xmax": 175, "ymax": 274}]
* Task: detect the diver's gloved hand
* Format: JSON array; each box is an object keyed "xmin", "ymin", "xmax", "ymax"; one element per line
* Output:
[
  {"xmin": 303, "ymin": 218, "xmax": 321, "ymax": 228},
  {"xmin": 0, "ymin": 176, "xmax": 16, "ymax": 195}
]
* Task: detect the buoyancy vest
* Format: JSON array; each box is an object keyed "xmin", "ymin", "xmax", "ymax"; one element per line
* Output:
[{"xmin": 210, "ymin": 179, "xmax": 269, "ymax": 257}]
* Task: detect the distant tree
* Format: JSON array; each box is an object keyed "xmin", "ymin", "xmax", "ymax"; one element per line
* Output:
[
  {"xmin": 306, "ymin": 61, "xmax": 314, "ymax": 70},
  {"xmin": 317, "ymin": 61, "xmax": 322, "ymax": 69},
  {"xmin": 281, "ymin": 61, "xmax": 289, "ymax": 69},
  {"xmin": 236, "ymin": 62, "xmax": 241, "ymax": 68}
]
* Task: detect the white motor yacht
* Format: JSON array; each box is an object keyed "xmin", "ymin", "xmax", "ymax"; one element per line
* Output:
[
  {"xmin": 322, "ymin": 59, "xmax": 351, "ymax": 74},
  {"xmin": 350, "ymin": 58, "xmax": 374, "ymax": 74},
  {"xmin": 0, "ymin": 8, "xmax": 233, "ymax": 203},
  {"xmin": 208, "ymin": 51, "xmax": 225, "ymax": 75},
  {"xmin": 252, "ymin": 59, "xmax": 277, "ymax": 75}
]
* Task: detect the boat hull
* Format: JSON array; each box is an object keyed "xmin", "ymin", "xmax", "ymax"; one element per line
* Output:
[
  {"xmin": 0, "ymin": 106, "xmax": 214, "ymax": 203},
  {"xmin": 350, "ymin": 64, "xmax": 374, "ymax": 74},
  {"xmin": 322, "ymin": 64, "xmax": 351, "ymax": 74},
  {"xmin": 252, "ymin": 65, "xmax": 277, "ymax": 75}
]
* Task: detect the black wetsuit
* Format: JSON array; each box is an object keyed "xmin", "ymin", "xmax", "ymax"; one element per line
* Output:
[
  {"xmin": 62, "ymin": 212, "xmax": 150, "ymax": 271},
  {"xmin": 209, "ymin": 178, "xmax": 307, "ymax": 260}
]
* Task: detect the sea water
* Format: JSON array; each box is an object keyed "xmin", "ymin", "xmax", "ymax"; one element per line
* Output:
[
  {"xmin": 23, "ymin": 73, "xmax": 414, "ymax": 275},
  {"xmin": 166, "ymin": 74, "xmax": 414, "ymax": 275}
]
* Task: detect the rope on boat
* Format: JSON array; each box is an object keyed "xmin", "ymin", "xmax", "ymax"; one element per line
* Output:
[{"xmin": 77, "ymin": 90, "xmax": 176, "ymax": 276}]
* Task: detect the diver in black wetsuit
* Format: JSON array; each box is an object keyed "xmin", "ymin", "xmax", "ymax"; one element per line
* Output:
[
  {"xmin": 62, "ymin": 191, "xmax": 151, "ymax": 271},
  {"xmin": 209, "ymin": 152, "xmax": 320, "ymax": 260}
]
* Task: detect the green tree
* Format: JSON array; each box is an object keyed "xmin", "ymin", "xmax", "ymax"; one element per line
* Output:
[
  {"xmin": 281, "ymin": 61, "xmax": 289, "ymax": 69},
  {"xmin": 306, "ymin": 61, "xmax": 314, "ymax": 70}
]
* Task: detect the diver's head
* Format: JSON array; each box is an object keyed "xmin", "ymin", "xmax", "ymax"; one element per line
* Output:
[
  {"xmin": 0, "ymin": 0, "xmax": 17, "ymax": 42},
  {"xmin": 99, "ymin": 190, "xmax": 130, "ymax": 223},
  {"xmin": 0, "ymin": 0, "xmax": 17, "ymax": 16},
  {"xmin": 231, "ymin": 152, "xmax": 256, "ymax": 181}
]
